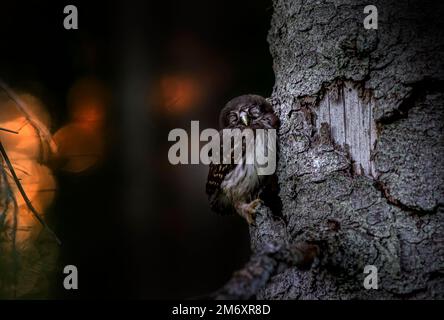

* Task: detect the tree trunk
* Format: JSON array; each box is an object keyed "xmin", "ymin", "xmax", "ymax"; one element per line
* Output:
[{"xmin": 216, "ymin": 0, "xmax": 444, "ymax": 299}]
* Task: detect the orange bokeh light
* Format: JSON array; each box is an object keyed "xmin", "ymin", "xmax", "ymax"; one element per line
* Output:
[
  {"xmin": 158, "ymin": 74, "xmax": 202, "ymax": 113},
  {"xmin": 67, "ymin": 77, "xmax": 107, "ymax": 131},
  {"xmin": 53, "ymin": 123, "xmax": 103, "ymax": 173},
  {"xmin": 52, "ymin": 76, "xmax": 108, "ymax": 173}
]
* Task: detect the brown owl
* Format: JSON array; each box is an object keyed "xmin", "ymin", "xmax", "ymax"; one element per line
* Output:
[{"xmin": 206, "ymin": 95, "xmax": 279, "ymax": 224}]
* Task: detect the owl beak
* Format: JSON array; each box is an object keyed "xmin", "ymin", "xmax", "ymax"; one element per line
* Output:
[{"xmin": 240, "ymin": 113, "xmax": 249, "ymax": 126}]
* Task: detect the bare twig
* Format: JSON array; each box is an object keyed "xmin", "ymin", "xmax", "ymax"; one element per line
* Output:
[
  {"xmin": 0, "ymin": 140, "xmax": 61, "ymax": 245},
  {"xmin": 0, "ymin": 127, "xmax": 19, "ymax": 134},
  {"xmin": 0, "ymin": 79, "xmax": 57, "ymax": 160}
]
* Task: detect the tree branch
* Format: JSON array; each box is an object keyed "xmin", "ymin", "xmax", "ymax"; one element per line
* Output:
[{"xmin": 210, "ymin": 205, "xmax": 319, "ymax": 300}]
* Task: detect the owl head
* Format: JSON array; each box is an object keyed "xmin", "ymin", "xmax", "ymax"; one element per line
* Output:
[{"xmin": 219, "ymin": 94, "xmax": 279, "ymax": 130}]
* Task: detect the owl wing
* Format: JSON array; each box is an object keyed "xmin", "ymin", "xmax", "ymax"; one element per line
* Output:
[
  {"xmin": 206, "ymin": 162, "xmax": 236, "ymax": 215},
  {"xmin": 206, "ymin": 129, "xmax": 240, "ymax": 215},
  {"xmin": 206, "ymin": 130, "xmax": 249, "ymax": 215}
]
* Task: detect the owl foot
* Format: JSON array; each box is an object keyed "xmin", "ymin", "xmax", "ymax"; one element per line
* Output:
[{"xmin": 236, "ymin": 199, "xmax": 262, "ymax": 224}]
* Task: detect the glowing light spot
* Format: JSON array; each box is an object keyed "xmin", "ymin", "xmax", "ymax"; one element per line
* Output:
[
  {"xmin": 68, "ymin": 77, "xmax": 107, "ymax": 130},
  {"xmin": 52, "ymin": 76, "xmax": 108, "ymax": 173},
  {"xmin": 159, "ymin": 75, "xmax": 202, "ymax": 113},
  {"xmin": 53, "ymin": 123, "xmax": 103, "ymax": 173}
]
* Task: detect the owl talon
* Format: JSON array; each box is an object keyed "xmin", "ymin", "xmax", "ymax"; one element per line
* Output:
[{"xmin": 237, "ymin": 199, "xmax": 263, "ymax": 224}]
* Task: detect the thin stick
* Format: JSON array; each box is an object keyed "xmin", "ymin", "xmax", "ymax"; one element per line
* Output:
[
  {"xmin": 0, "ymin": 140, "xmax": 61, "ymax": 245},
  {"xmin": 0, "ymin": 79, "xmax": 57, "ymax": 156},
  {"xmin": 0, "ymin": 127, "xmax": 19, "ymax": 134}
]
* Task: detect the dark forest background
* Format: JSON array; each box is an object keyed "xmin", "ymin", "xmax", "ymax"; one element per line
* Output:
[{"xmin": 0, "ymin": 0, "xmax": 274, "ymax": 298}]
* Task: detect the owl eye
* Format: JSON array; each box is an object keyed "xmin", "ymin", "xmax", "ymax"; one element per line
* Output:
[
  {"xmin": 228, "ymin": 113, "xmax": 238, "ymax": 124},
  {"xmin": 249, "ymin": 106, "xmax": 261, "ymax": 118}
]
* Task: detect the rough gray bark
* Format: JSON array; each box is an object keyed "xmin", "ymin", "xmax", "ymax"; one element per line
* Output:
[{"xmin": 218, "ymin": 0, "xmax": 444, "ymax": 299}]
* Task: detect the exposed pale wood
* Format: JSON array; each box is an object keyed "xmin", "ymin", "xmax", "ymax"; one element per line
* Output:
[
  {"xmin": 317, "ymin": 92, "xmax": 330, "ymax": 128},
  {"xmin": 316, "ymin": 82, "xmax": 377, "ymax": 177},
  {"xmin": 328, "ymin": 87, "xmax": 346, "ymax": 146}
]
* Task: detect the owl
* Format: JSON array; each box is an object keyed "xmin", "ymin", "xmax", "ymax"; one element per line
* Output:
[{"xmin": 206, "ymin": 94, "xmax": 279, "ymax": 224}]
